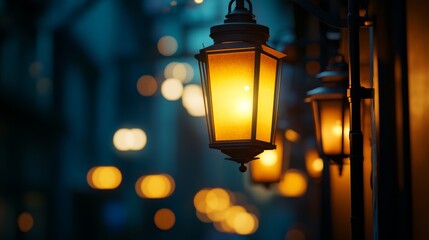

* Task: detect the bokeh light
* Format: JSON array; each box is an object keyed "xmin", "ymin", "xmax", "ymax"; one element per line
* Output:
[
  {"xmin": 194, "ymin": 0, "xmax": 204, "ymax": 4},
  {"xmin": 137, "ymin": 75, "xmax": 157, "ymax": 96},
  {"xmin": 305, "ymin": 148, "xmax": 324, "ymax": 178},
  {"xmin": 182, "ymin": 84, "xmax": 205, "ymax": 117},
  {"xmin": 161, "ymin": 78, "xmax": 184, "ymax": 101},
  {"xmin": 194, "ymin": 189, "xmax": 210, "ymax": 213},
  {"xmin": 164, "ymin": 62, "xmax": 194, "ymax": 83},
  {"xmin": 113, "ymin": 128, "xmax": 147, "ymax": 151},
  {"xmin": 193, "ymin": 188, "xmax": 259, "ymax": 235},
  {"xmin": 18, "ymin": 212, "xmax": 34, "ymax": 232},
  {"xmin": 224, "ymin": 205, "xmax": 247, "ymax": 229},
  {"xmin": 135, "ymin": 174, "xmax": 175, "ymax": 199},
  {"xmin": 233, "ymin": 212, "xmax": 258, "ymax": 235},
  {"xmin": 205, "ymin": 188, "xmax": 231, "ymax": 213},
  {"xmin": 164, "ymin": 62, "xmax": 178, "ymax": 79},
  {"xmin": 284, "ymin": 129, "xmax": 301, "ymax": 142},
  {"xmin": 157, "ymin": 36, "xmax": 178, "ymax": 56},
  {"xmin": 154, "ymin": 208, "xmax": 175, "ymax": 230},
  {"xmin": 174, "ymin": 63, "xmax": 194, "ymax": 83},
  {"xmin": 278, "ymin": 169, "xmax": 308, "ymax": 197},
  {"xmin": 87, "ymin": 166, "xmax": 122, "ymax": 190}
]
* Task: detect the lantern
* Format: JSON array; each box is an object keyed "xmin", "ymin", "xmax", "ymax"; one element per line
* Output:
[
  {"xmin": 250, "ymin": 132, "xmax": 285, "ymax": 185},
  {"xmin": 195, "ymin": 0, "xmax": 286, "ymax": 172},
  {"xmin": 306, "ymin": 57, "xmax": 349, "ymax": 175}
]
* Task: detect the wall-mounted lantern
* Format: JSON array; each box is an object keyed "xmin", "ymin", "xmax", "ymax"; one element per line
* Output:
[
  {"xmin": 306, "ymin": 57, "xmax": 350, "ymax": 175},
  {"xmin": 195, "ymin": 0, "xmax": 286, "ymax": 172}
]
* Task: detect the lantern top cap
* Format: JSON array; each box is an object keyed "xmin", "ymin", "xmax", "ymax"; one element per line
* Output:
[
  {"xmin": 210, "ymin": 0, "xmax": 270, "ymax": 44},
  {"xmin": 316, "ymin": 55, "xmax": 348, "ymax": 84},
  {"xmin": 225, "ymin": 0, "xmax": 256, "ymax": 24}
]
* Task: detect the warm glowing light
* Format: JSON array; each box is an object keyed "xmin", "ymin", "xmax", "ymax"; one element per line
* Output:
[
  {"xmin": 285, "ymin": 129, "xmax": 301, "ymax": 142},
  {"xmin": 259, "ymin": 151, "xmax": 277, "ymax": 166},
  {"xmin": 251, "ymin": 133, "xmax": 284, "ymax": 183},
  {"xmin": 18, "ymin": 212, "xmax": 34, "ymax": 232},
  {"xmin": 170, "ymin": 1, "xmax": 177, "ymax": 6},
  {"xmin": 332, "ymin": 120, "xmax": 343, "ymax": 136},
  {"xmin": 207, "ymin": 51, "xmax": 255, "ymax": 141},
  {"xmin": 237, "ymin": 100, "xmax": 252, "ymax": 114},
  {"xmin": 313, "ymin": 159, "xmax": 324, "ymax": 171},
  {"xmin": 137, "ymin": 75, "xmax": 157, "ymax": 96},
  {"xmin": 113, "ymin": 128, "xmax": 147, "ymax": 151},
  {"xmin": 278, "ymin": 169, "xmax": 308, "ymax": 197},
  {"xmin": 182, "ymin": 84, "xmax": 205, "ymax": 117},
  {"xmin": 205, "ymin": 188, "xmax": 231, "ymax": 212},
  {"xmin": 161, "ymin": 78, "xmax": 183, "ymax": 101},
  {"xmin": 233, "ymin": 212, "xmax": 258, "ymax": 235},
  {"xmin": 154, "ymin": 208, "xmax": 175, "ymax": 230},
  {"xmin": 194, "ymin": 0, "xmax": 204, "ymax": 4},
  {"xmin": 319, "ymin": 101, "xmax": 350, "ymax": 155},
  {"xmin": 194, "ymin": 189, "xmax": 210, "ymax": 213},
  {"xmin": 244, "ymin": 85, "xmax": 250, "ymax": 91},
  {"xmin": 158, "ymin": 36, "xmax": 178, "ymax": 56},
  {"xmin": 87, "ymin": 166, "xmax": 122, "ymax": 190},
  {"xmin": 135, "ymin": 174, "xmax": 175, "ymax": 199},
  {"xmin": 305, "ymin": 148, "xmax": 324, "ymax": 178},
  {"xmin": 224, "ymin": 205, "xmax": 246, "ymax": 229}
]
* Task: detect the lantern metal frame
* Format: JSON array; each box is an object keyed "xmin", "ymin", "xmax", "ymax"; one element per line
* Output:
[
  {"xmin": 306, "ymin": 59, "xmax": 349, "ymax": 175},
  {"xmin": 194, "ymin": 0, "xmax": 375, "ymax": 238},
  {"xmin": 195, "ymin": 0, "xmax": 286, "ymax": 172}
]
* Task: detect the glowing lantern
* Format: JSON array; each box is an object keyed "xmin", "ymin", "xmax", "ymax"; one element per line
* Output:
[
  {"xmin": 250, "ymin": 132, "xmax": 284, "ymax": 185},
  {"xmin": 195, "ymin": 0, "xmax": 286, "ymax": 172},
  {"xmin": 306, "ymin": 57, "xmax": 350, "ymax": 174},
  {"xmin": 278, "ymin": 169, "xmax": 308, "ymax": 197}
]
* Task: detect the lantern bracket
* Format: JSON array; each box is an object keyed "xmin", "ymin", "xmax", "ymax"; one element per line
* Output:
[{"xmin": 347, "ymin": 87, "xmax": 374, "ymax": 101}]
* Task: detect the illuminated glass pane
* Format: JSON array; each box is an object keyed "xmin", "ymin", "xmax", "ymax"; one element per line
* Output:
[
  {"xmin": 256, "ymin": 54, "xmax": 277, "ymax": 142},
  {"xmin": 319, "ymin": 100, "xmax": 349, "ymax": 155},
  {"xmin": 343, "ymin": 106, "xmax": 350, "ymax": 155},
  {"xmin": 207, "ymin": 51, "xmax": 255, "ymax": 141}
]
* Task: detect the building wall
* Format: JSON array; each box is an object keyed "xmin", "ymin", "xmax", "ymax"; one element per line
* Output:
[{"xmin": 407, "ymin": 0, "xmax": 429, "ymax": 239}]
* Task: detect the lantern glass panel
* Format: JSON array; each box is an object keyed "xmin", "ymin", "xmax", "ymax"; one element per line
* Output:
[
  {"xmin": 318, "ymin": 100, "xmax": 350, "ymax": 156},
  {"xmin": 207, "ymin": 50, "xmax": 255, "ymax": 141},
  {"xmin": 343, "ymin": 105, "xmax": 350, "ymax": 155},
  {"xmin": 256, "ymin": 54, "xmax": 278, "ymax": 142},
  {"xmin": 319, "ymin": 100, "xmax": 342, "ymax": 155}
]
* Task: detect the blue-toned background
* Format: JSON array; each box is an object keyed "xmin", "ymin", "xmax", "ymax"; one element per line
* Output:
[{"xmin": 0, "ymin": 0, "xmax": 326, "ymax": 239}]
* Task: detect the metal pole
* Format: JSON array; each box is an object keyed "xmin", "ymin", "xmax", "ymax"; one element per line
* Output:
[{"xmin": 347, "ymin": 0, "xmax": 365, "ymax": 239}]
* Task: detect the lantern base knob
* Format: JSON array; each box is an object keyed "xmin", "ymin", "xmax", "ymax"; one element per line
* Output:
[{"xmin": 239, "ymin": 164, "xmax": 247, "ymax": 173}]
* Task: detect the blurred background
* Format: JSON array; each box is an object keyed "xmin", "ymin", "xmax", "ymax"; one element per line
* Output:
[{"xmin": 0, "ymin": 0, "xmax": 328, "ymax": 239}]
